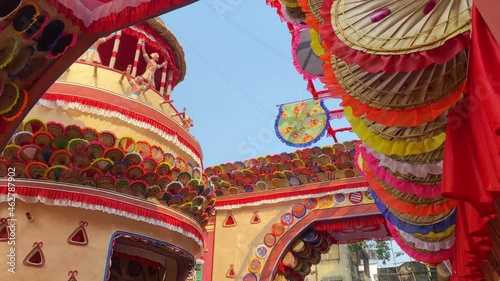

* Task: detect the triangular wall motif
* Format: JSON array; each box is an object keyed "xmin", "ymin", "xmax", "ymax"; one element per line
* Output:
[
  {"xmin": 0, "ymin": 218, "xmax": 9, "ymax": 241},
  {"xmin": 222, "ymin": 211, "xmax": 237, "ymax": 228},
  {"xmin": 226, "ymin": 264, "xmax": 236, "ymax": 278},
  {"xmin": 250, "ymin": 211, "xmax": 261, "ymax": 224},
  {"xmin": 68, "ymin": 270, "xmax": 78, "ymax": 281},
  {"xmin": 67, "ymin": 222, "xmax": 89, "ymax": 246},
  {"xmin": 23, "ymin": 242, "xmax": 45, "ymax": 267}
]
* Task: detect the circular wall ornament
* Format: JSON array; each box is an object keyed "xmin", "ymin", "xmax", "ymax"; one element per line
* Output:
[
  {"xmin": 281, "ymin": 212, "xmax": 294, "ymax": 226},
  {"xmin": 264, "ymin": 233, "xmax": 276, "ymax": 247},
  {"xmin": 365, "ymin": 189, "xmax": 374, "ymax": 202},
  {"xmin": 292, "ymin": 203, "xmax": 307, "ymax": 218},
  {"xmin": 334, "ymin": 193, "xmax": 346, "ymax": 204},
  {"xmin": 256, "ymin": 245, "xmax": 268, "ymax": 259},
  {"xmin": 243, "ymin": 273, "xmax": 258, "ymax": 281},
  {"xmin": 304, "ymin": 198, "xmax": 318, "ymax": 209},
  {"xmin": 248, "ymin": 258, "xmax": 262, "ymax": 273},
  {"xmin": 349, "ymin": 192, "xmax": 363, "ymax": 204},
  {"xmin": 272, "ymin": 222, "xmax": 286, "ymax": 236}
]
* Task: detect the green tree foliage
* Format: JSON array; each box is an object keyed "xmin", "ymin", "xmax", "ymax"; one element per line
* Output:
[{"xmin": 348, "ymin": 241, "xmax": 393, "ymax": 264}]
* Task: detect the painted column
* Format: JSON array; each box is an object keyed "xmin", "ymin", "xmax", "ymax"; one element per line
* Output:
[
  {"xmin": 108, "ymin": 31, "xmax": 122, "ymax": 68},
  {"xmin": 132, "ymin": 40, "xmax": 141, "ymax": 77},
  {"xmin": 160, "ymin": 67, "xmax": 167, "ymax": 96},
  {"xmin": 165, "ymin": 70, "xmax": 174, "ymax": 99}
]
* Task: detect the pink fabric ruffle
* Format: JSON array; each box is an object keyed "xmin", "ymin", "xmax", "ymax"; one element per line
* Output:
[{"xmin": 360, "ymin": 145, "xmax": 442, "ymax": 198}]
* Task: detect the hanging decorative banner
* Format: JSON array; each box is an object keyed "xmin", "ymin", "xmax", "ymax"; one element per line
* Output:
[{"xmin": 275, "ymin": 100, "xmax": 329, "ymax": 147}]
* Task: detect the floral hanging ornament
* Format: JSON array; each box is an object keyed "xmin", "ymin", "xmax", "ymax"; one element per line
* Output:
[
  {"xmin": 23, "ymin": 242, "xmax": 45, "ymax": 267},
  {"xmin": 67, "ymin": 221, "xmax": 89, "ymax": 246}
]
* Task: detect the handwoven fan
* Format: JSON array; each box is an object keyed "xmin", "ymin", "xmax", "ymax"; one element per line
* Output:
[
  {"xmin": 164, "ymin": 152, "xmax": 176, "ymax": 167},
  {"xmin": 123, "ymin": 152, "xmax": 142, "ymax": 166},
  {"xmin": 12, "ymin": 131, "xmax": 32, "ymax": 146},
  {"xmin": 118, "ymin": 137, "xmax": 136, "ymax": 153},
  {"xmin": 73, "ymin": 154, "xmax": 91, "ymax": 168},
  {"xmin": 186, "ymin": 179, "xmax": 200, "ymax": 190},
  {"xmin": 184, "ymin": 191, "xmax": 197, "ymax": 203},
  {"xmin": 17, "ymin": 144, "xmax": 40, "ymax": 162},
  {"xmin": 156, "ymin": 192, "xmax": 172, "ymax": 203},
  {"xmin": 345, "ymin": 169, "xmax": 356, "ymax": 178},
  {"xmin": 135, "ymin": 141, "xmax": 151, "ymax": 157},
  {"xmin": 99, "ymin": 131, "xmax": 117, "ymax": 148},
  {"xmin": 7, "ymin": 45, "xmax": 34, "ymax": 77},
  {"xmin": 156, "ymin": 175, "xmax": 172, "ymax": 188},
  {"xmin": 49, "ymin": 150, "xmax": 71, "ymax": 166},
  {"xmin": 391, "ymin": 171, "xmax": 442, "ymax": 186},
  {"xmin": 103, "ymin": 147, "xmax": 125, "ymax": 162},
  {"xmin": 333, "ymin": 52, "xmax": 467, "ymax": 110},
  {"xmin": 169, "ymin": 168, "xmax": 180, "ymax": 180},
  {"xmin": 390, "ymin": 145, "xmax": 444, "ymax": 165},
  {"xmin": 12, "ymin": 3, "xmax": 41, "ymax": 34},
  {"xmin": 332, "ymin": 143, "xmax": 346, "ymax": 153},
  {"xmin": 168, "ymin": 195, "xmax": 184, "ymax": 206},
  {"xmin": 91, "ymin": 158, "xmax": 114, "ymax": 173},
  {"xmin": 145, "ymin": 185, "xmax": 161, "ymax": 198},
  {"xmin": 130, "ymin": 180, "xmax": 147, "ymax": 194},
  {"xmin": 156, "ymin": 162, "xmax": 171, "ymax": 176},
  {"xmin": 386, "ymin": 205, "xmax": 455, "ymax": 226},
  {"xmin": 96, "ymin": 174, "xmax": 116, "ymax": 190},
  {"xmin": 177, "ymin": 171, "xmax": 192, "ymax": 185},
  {"xmin": 25, "ymin": 162, "xmax": 48, "ymax": 179},
  {"xmin": 67, "ymin": 138, "xmax": 89, "ymax": 155},
  {"xmin": 61, "ymin": 167, "xmax": 81, "ymax": 181},
  {"xmin": 175, "ymin": 156, "xmax": 188, "ymax": 171},
  {"xmin": 2, "ymin": 88, "xmax": 28, "ymax": 121},
  {"xmin": 36, "ymin": 20, "xmax": 65, "ymax": 52},
  {"xmin": 378, "ymin": 178, "xmax": 448, "ymax": 206},
  {"xmin": 192, "ymin": 167, "xmax": 202, "ymax": 179},
  {"xmin": 126, "ymin": 165, "xmax": 144, "ymax": 180},
  {"xmin": 64, "ymin": 124, "xmax": 83, "ymax": 139},
  {"xmin": 80, "ymin": 167, "xmax": 102, "ymax": 179},
  {"xmin": 0, "ymin": 160, "xmax": 7, "ymax": 177},
  {"xmin": 0, "ymin": 37, "xmax": 17, "ymax": 70},
  {"xmin": 204, "ymin": 166, "xmax": 214, "ymax": 177},
  {"xmin": 46, "ymin": 122, "xmax": 65, "ymax": 137},
  {"xmin": 31, "ymin": 131, "xmax": 53, "ymax": 147},
  {"xmin": 166, "ymin": 181, "xmax": 183, "ymax": 195},
  {"xmin": 17, "ymin": 57, "xmax": 48, "ymax": 82},
  {"xmin": 8, "ymin": 160, "xmax": 25, "ymax": 177},
  {"xmin": 150, "ymin": 145, "xmax": 165, "ymax": 163},
  {"xmin": 85, "ymin": 141, "xmax": 106, "ymax": 159},
  {"xmin": 50, "ymin": 33, "xmax": 77, "ymax": 59},
  {"xmin": 82, "ymin": 127, "xmax": 99, "ymax": 142},
  {"xmin": 81, "ymin": 177, "xmax": 97, "ymax": 187},
  {"xmin": 116, "ymin": 186, "xmax": 133, "ymax": 195},
  {"xmin": 141, "ymin": 157, "xmax": 158, "ymax": 172},
  {"xmin": 180, "ymin": 202, "xmax": 192, "ymax": 212},
  {"xmin": 110, "ymin": 160, "xmax": 128, "ymax": 177},
  {"xmin": 186, "ymin": 162, "xmax": 194, "ymax": 176},
  {"xmin": 331, "ymin": 0, "xmax": 471, "ymax": 55},
  {"xmin": 115, "ymin": 179, "xmax": 130, "ymax": 189},
  {"xmin": 50, "ymin": 136, "xmax": 69, "ymax": 150},
  {"xmin": 200, "ymin": 186, "xmax": 212, "ymax": 198},
  {"xmin": 142, "ymin": 172, "xmax": 159, "ymax": 186}
]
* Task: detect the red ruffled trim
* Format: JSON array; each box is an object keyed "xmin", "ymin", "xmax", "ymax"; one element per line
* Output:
[
  {"xmin": 216, "ymin": 181, "xmax": 367, "ymax": 208},
  {"xmin": 315, "ymin": 215, "xmax": 385, "ymax": 231},
  {"xmin": 41, "ymin": 94, "xmax": 202, "ymax": 161},
  {"xmin": 0, "ymin": 185, "xmax": 203, "ymax": 242},
  {"xmin": 319, "ymin": 0, "xmax": 471, "ymax": 73},
  {"xmin": 46, "ymin": 0, "xmax": 191, "ymax": 33}
]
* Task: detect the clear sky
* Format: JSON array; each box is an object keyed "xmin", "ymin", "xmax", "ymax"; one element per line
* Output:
[{"xmin": 160, "ymin": 1, "xmax": 357, "ymax": 167}]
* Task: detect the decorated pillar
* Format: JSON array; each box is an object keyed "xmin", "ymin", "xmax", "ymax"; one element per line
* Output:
[
  {"xmin": 132, "ymin": 39, "xmax": 141, "ymax": 77},
  {"xmin": 165, "ymin": 70, "xmax": 174, "ymax": 98},
  {"xmin": 108, "ymin": 31, "xmax": 122, "ymax": 68},
  {"xmin": 160, "ymin": 67, "xmax": 167, "ymax": 96}
]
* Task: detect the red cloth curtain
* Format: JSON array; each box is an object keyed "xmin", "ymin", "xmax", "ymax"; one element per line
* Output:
[{"xmin": 442, "ymin": 4, "xmax": 500, "ymax": 280}]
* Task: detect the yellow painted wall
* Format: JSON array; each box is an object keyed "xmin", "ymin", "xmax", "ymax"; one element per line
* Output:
[
  {"xmin": 211, "ymin": 192, "xmax": 374, "ymax": 280},
  {"xmin": 0, "ymin": 201, "xmax": 201, "ymax": 280}
]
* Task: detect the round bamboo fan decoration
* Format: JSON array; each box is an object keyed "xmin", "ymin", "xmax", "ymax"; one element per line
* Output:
[
  {"xmin": 331, "ymin": 0, "xmax": 472, "ymax": 55},
  {"xmin": 386, "ymin": 205, "xmax": 455, "ymax": 226},
  {"xmin": 389, "ymin": 145, "xmax": 444, "ymax": 165},
  {"xmin": 333, "ymin": 51, "xmax": 468, "ymax": 110},
  {"xmin": 361, "ymin": 112, "xmax": 448, "ymax": 142},
  {"xmin": 305, "ymin": 0, "xmax": 323, "ymax": 24}
]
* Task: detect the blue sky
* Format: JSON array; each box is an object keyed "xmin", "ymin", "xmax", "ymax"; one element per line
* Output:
[{"xmin": 161, "ymin": 1, "xmax": 357, "ymax": 167}]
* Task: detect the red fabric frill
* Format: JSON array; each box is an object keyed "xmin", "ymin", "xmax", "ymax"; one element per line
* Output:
[{"xmin": 442, "ymin": 5, "xmax": 500, "ymax": 280}]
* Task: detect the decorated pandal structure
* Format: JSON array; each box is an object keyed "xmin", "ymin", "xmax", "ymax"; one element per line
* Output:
[
  {"xmin": 263, "ymin": 0, "xmax": 499, "ymax": 280},
  {"xmin": 0, "ymin": 8, "xmax": 208, "ymax": 281}
]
